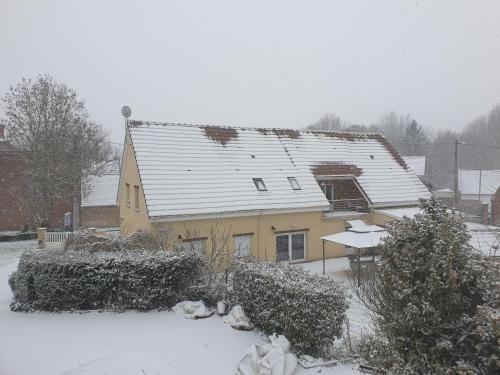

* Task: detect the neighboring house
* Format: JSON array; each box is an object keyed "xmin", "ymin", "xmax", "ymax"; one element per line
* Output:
[
  {"xmin": 458, "ymin": 169, "xmax": 500, "ymax": 207},
  {"xmin": 119, "ymin": 121, "xmax": 430, "ymax": 262},
  {"xmin": 0, "ymin": 125, "xmax": 72, "ymax": 231},
  {"xmin": 80, "ymin": 168, "xmax": 120, "ymax": 229},
  {"xmin": 403, "ymin": 155, "xmax": 426, "ymax": 178}
]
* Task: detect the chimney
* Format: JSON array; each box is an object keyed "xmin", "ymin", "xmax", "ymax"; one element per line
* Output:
[{"xmin": 0, "ymin": 125, "xmax": 4, "ymax": 141}]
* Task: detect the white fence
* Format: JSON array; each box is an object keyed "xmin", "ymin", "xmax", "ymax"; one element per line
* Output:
[{"xmin": 46, "ymin": 231, "xmax": 73, "ymax": 243}]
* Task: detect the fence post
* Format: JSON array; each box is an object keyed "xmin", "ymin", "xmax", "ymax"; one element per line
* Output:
[{"xmin": 38, "ymin": 227, "xmax": 47, "ymax": 249}]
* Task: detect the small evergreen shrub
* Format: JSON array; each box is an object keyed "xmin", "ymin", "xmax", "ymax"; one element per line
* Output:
[
  {"xmin": 231, "ymin": 260, "xmax": 348, "ymax": 356},
  {"xmin": 9, "ymin": 249, "xmax": 202, "ymax": 312}
]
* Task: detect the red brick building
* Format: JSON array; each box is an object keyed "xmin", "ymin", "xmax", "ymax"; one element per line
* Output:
[
  {"xmin": 0, "ymin": 125, "xmax": 72, "ymax": 231},
  {"xmin": 492, "ymin": 187, "xmax": 500, "ymax": 227}
]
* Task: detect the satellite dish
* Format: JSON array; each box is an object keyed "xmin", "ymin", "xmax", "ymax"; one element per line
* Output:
[{"xmin": 121, "ymin": 106, "xmax": 132, "ymax": 118}]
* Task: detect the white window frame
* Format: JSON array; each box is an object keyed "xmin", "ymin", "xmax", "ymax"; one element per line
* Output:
[
  {"xmin": 320, "ymin": 183, "xmax": 334, "ymax": 202},
  {"xmin": 275, "ymin": 231, "xmax": 307, "ymax": 262},
  {"xmin": 234, "ymin": 234, "xmax": 252, "ymax": 257},
  {"xmin": 287, "ymin": 177, "xmax": 301, "ymax": 190}
]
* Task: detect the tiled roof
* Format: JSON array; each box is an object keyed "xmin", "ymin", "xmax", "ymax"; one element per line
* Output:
[
  {"xmin": 81, "ymin": 173, "xmax": 120, "ymax": 207},
  {"xmin": 459, "ymin": 169, "xmax": 500, "ymax": 195},
  {"xmin": 403, "ymin": 156, "xmax": 426, "ymax": 176},
  {"xmin": 128, "ymin": 122, "xmax": 430, "ymax": 218}
]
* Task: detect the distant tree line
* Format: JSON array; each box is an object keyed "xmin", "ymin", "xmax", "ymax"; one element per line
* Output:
[{"xmin": 307, "ymin": 104, "xmax": 500, "ymax": 190}]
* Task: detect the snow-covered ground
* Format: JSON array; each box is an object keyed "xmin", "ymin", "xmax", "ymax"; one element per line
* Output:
[
  {"xmin": 0, "ymin": 242, "xmax": 361, "ymax": 375},
  {"xmin": 0, "ymin": 240, "xmax": 37, "ymax": 267}
]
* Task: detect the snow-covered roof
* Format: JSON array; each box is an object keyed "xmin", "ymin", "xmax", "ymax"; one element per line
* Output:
[
  {"xmin": 127, "ymin": 121, "xmax": 430, "ymax": 219},
  {"xmin": 403, "ymin": 156, "xmax": 426, "ymax": 176},
  {"xmin": 458, "ymin": 169, "xmax": 500, "ymax": 196},
  {"xmin": 81, "ymin": 174, "xmax": 120, "ymax": 207},
  {"xmin": 375, "ymin": 207, "xmax": 423, "ymax": 220}
]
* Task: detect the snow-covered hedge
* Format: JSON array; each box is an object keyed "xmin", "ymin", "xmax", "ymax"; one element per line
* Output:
[
  {"xmin": 9, "ymin": 249, "xmax": 202, "ymax": 312},
  {"xmin": 231, "ymin": 260, "xmax": 348, "ymax": 356}
]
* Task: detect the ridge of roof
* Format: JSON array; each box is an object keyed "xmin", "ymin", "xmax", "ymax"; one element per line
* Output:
[{"xmin": 126, "ymin": 119, "xmax": 384, "ymax": 139}]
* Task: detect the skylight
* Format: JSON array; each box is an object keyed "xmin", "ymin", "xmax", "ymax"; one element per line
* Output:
[
  {"xmin": 288, "ymin": 177, "xmax": 301, "ymax": 190},
  {"xmin": 253, "ymin": 178, "xmax": 267, "ymax": 191}
]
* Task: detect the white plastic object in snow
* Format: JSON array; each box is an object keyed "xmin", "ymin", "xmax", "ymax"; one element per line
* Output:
[
  {"xmin": 173, "ymin": 300, "xmax": 213, "ymax": 319},
  {"xmin": 217, "ymin": 301, "xmax": 227, "ymax": 315},
  {"xmin": 223, "ymin": 305, "xmax": 253, "ymax": 330},
  {"xmin": 236, "ymin": 334, "xmax": 297, "ymax": 375}
]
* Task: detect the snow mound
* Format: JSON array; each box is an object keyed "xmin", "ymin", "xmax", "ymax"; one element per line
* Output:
[
  {"xmin": 237, "ymin": 334, "xmax": 297, "ymax": 375},
  {"xmin": 173, "ymin": 300, "xmax": 213, "ymax": 319},
  {"xmin": 224, "ymin": 305, "xmax": 253, "ymax": 331},
  {"xmin": 61, "ymin": 350, "xmax": 186, "ymax": 375}
]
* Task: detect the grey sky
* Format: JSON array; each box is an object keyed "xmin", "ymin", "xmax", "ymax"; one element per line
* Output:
[{"xmin": 1, "ymin": 0, "xmax": 500, "ymax": 143}]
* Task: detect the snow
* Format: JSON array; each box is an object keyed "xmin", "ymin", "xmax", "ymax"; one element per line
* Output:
[
  {"xmin": 81, "ymin": 173, "xmax": 120, "ymax": 207},
  {"xmin": 458, "ymin": 169, "xmax": 500, "ymax": 196},
  {"xmin": 374, "ymin": 206, "xmax": 423, "ymax": 220},
  {"xmin": 403, "ymin": 155, "xmax": 426, "ymax": 176},
  {"xmin": 0, "ymin": 247, "xmax": 361, "ymax": 375},
  {"xmin": 0, "ymin": 240, "xmax": 36, "ymax": 267},
  {"xmin": 322, "ymin": 220, "xmax": 386, "ymax": 248},
  {"xmin": 128, "ymin": 122, "xmax": 430, "ymax": 219},
  {"xmin": 466, "ymin": 222, "xmax": 500, "ymax": 257}
]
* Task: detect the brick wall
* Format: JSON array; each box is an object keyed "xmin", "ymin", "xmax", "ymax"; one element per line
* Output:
[
  {"xmin": 0, "ymin": 141, "xmax": 73, "ymax": 231},
  {"xmin": 0, "ymin": 142, "xmax": 29, "ymax": 230},
  {"xmin": 492, "ymin": 187, "xmax": 500, "ymax": 227},
  {"xmin": 81, "ymin": 206, "xmax": 120, "ymax": 228}
]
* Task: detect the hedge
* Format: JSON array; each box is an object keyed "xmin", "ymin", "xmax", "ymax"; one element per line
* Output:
[
  {"xmin": 231, "ymin": 260, "xmax": 349, "ymax": 356},
  {"xmin": 9, "ymin": 249, "xmax": 202, "ymax": 312}
]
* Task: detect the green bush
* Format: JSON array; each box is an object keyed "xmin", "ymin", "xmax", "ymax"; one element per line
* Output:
[
  {"xmin": 231, "ymin": 260, "xmax": 348, "ymax": 356},
  {"xmin": 9, "ymin": 248, "xmax": 202, "ymax": 312}
]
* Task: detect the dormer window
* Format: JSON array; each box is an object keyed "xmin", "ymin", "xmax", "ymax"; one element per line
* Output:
[
  {"xmin": 253, "ymin": 178, "xmax": 267, "ymax": 191},
  {"xmin": 288, "ymin": 177, "xmax": 301, "ymax": 190}
]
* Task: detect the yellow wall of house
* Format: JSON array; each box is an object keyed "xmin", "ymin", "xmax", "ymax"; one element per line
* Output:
[
  {"xmin": 119, "ymin": 133, "xmax": 151, "ymax": 234},
  {"xmin": 371, "ymin": 210, "xmax": 397, "ymax": 227},
  {"xmin": 150, "ymin": 211, "xmax": 372, "ymax": 262}
]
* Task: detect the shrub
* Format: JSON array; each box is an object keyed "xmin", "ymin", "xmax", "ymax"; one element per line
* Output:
[
  {"xmin": 9, "ymin": 248, "xmax": 202, "ymax": 312},
  {"xmin": 63, "ymin": 232, "xmax": 160, "ymax": 253},
  {"xmin": 230, "ymin": 260, "xmax": 348, "ymax": 356},
  {"xmin": 352, "ymin": 197, "xmax": 499, "ymax": 373}
]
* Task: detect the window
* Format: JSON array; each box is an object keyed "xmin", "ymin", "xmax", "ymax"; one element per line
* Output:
[
  {"xmin": 320, "ymin": 183, "xmax": 334, "ymax": 202},
  {"xmin": 181, "ymin": 239, "xmax": 205, "ymax": 255},
  {"xmin": 276, "ymin": 232, "xmax": 306, "ymax": 262},
  {"xmin": 134, "ymin": 185, "xmax": 139, "ymax": 210},
  {"xmin": 253, "ymin": 178, "xmax": 267, "ymax": 191},
  {"xmin": 234, "ymin": 234, "xmax": 252, "ymax": 257},
  {"xmin": 288, "ymin": 177, "xmax": 301, "ymax": 190},
  {"xmin": 125, "ymin": 183, "xmax": 131, "ymax": 206}
]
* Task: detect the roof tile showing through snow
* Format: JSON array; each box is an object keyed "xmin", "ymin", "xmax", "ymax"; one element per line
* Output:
[{"xmin": 127, "ymin": 122, "xmax": 431, "ymax": 218}]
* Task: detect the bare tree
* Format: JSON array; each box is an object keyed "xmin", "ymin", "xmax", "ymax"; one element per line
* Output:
[
  {"xmin": 1, "ymin": 75, "xmax": 112, "ymax": 228},
  {"xmin": 307, "ymin": 113, "xmax": 345, "ymax": 131}
]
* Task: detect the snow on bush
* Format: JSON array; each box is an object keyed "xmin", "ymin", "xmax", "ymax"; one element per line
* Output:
[
  {"xmin": 9, "ymin": 248, "xmax": 202, "ymax": 312},
  {"xmin": 352, "ymin": 197, "xmax": 499, "ymax": 373},
  {"xmin": 231, "ymin": 260, "xmax": 348, "ymax": 356}
]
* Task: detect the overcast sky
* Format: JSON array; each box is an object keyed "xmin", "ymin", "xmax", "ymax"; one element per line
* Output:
[{"xmin": 1, "ymin": 0, "xmax": 500, "ymax": 143}]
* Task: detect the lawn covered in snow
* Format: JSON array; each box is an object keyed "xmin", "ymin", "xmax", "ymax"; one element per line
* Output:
[{"xmin": 0, "ymin": 242, "xmax": 361, "ymax": 375}]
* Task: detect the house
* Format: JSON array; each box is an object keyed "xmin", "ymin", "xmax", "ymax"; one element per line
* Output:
[
  {"xmin": 458, "ymin": 169, "xmax": 500, "ymax": 207},
  {"xmin": 0, "ymin": 125, "xmax": 72, "ymax": 231},
  {"xmin": 80, "ymin": 165, "xmax": 120, "ymax": 229},
  {"xmin": 119, "ymin": 121, "xmax": 430, "ymax": 262},
  {"xmin": 403, "ymin": 155, "xmax": 426, "ymax": 178}
]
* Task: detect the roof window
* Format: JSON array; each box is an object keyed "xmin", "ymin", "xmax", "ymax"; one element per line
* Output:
[
  {"xmin": 288, "ymin": 177, "xmax": 301, "ymax": 190},
  {"xmin": 253, "ymin": 178, "xmax": 267, "ymax": 191}
]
